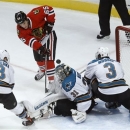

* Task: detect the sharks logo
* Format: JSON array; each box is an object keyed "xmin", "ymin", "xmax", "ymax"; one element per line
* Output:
[{"xmin": 65, "ymin": 81, "xmax": 72, "ymax": 91}]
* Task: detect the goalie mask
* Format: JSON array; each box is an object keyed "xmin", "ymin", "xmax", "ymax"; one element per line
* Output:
[
  {"xmin": 0, "ymin": 50, "xmax": 10, "ymax": 64},
  {"xmin": 55, "ymin": 64, "xmax": 71, "ymax": 82},
  {"xmin": 95, "ymin": 47, "xmax": 109, "ymax": 60}
]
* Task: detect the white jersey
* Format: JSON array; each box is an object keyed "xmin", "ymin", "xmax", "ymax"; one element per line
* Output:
[
  {"xmin": 0, "ymin": 60, "xmax": 14, "ymax": 94},
  {"xmin": 84, "ymin": 58, "xmax": 129, "ymax": 95},
  {"xmin": 61, "ymin": 68, "xmax": 92, "ymax": 112}
]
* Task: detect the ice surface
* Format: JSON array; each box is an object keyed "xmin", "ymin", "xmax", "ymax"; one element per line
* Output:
[{"xmin": 0, "ymin": 1, "xmax": 130, "ymax": 130}]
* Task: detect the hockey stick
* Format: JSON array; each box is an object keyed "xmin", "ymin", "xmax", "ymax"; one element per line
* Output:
[
  {"xmin": 79, "ymin": 69, "xmax": 86, "ymax": 74},
  {"xmin": 45, "ymin": 55, "xmax": 48, "ymax": 93},
  {"xmin": 44, "ymin": 34, "xmax": 50, "ymax": 93}
]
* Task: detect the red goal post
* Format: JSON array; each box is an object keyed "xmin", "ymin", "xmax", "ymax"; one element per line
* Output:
[{"xmin": 115, "ymin": 26, "xmax": 130, "ymax": 86}]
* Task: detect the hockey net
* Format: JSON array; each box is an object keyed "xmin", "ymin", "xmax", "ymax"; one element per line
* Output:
[{"xmin": 115, "ymin": 26, "xmax": 130, "ymax": 86}]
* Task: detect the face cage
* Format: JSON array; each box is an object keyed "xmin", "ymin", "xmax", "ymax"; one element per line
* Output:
[{"xmin": 56, "ymin": 67, "xmax": 67, "ymax": 82}]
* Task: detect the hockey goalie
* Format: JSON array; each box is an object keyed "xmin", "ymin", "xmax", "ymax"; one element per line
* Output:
[{"xmin": 22, "ymin": 63, "xmax": 97, "ymax": 126}]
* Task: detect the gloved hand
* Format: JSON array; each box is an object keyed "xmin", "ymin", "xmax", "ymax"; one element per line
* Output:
[
  {"xmin": 37, "ymin": 46, "xmax": 51, "ymax": 57},
  {"xmin": 82, "ymin": 76, "xmax": 90, "ymax": 86},
  {"xmin": 43, "ymin": 21, "xmax": 54, "ymax": 34},
  {"xmin": 71, "ymin": 109, "xmax": 87, "ymax": 123}
]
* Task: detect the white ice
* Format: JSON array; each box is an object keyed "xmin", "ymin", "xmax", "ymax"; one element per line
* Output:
[{"xmin": 0, "ymin": 1, "xmax": 130, "ymax": 130}]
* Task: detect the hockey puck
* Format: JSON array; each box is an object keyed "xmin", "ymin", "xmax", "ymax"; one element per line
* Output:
[{"xmin": 56, "ymin": 59, "xmax": 61, "ymax": 64}]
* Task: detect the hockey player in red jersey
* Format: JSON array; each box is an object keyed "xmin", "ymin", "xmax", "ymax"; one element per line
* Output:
[{"xmin": 15, "ymin": 5, "xmax": 57, "ymax": 90}]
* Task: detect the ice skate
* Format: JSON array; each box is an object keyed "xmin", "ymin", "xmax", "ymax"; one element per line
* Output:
[
  {"xmin": 97, "ymin": 34, "xmax": 110, "ymax": 40},
  {"xmin": 35, "ymin": 70, "xmax": 45, "ymax": 81}
]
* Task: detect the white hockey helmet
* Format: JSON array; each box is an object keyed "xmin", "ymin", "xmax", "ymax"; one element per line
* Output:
[
  {"xmin": 55, "ymin": 63, "xmax": 71, "ymax": 81},
  {"xmin": 95, "ymin": 47, "xmax": 109, "ymax": 59},
  {"xmin": 0, "ymin": 50, "xmax": 10, "ymax": 64}
]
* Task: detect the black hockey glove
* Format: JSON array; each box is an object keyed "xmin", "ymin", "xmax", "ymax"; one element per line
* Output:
[
  {"xmin": 37, "ymin": 46, "xmax": 51, "ymax": 57},
  {"xmin": 43, "ymin": 21, "xmax": 54, "ymax": 34},
  {"xmin": 82, "ymin": 76, "xmax": 91, "ymax": 86}
]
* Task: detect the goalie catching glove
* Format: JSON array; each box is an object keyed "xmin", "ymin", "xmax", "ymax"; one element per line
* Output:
[
  {"xmin": 43, "ymin": 21, "xmax": 54, "ymax": 34},
  {"xmin": 71, "ymin": 109, "xmax": 87, "ymax": 123},
  {"xmin": 37, "ymin": 46, "xmax": 51, "ymax": 57}
]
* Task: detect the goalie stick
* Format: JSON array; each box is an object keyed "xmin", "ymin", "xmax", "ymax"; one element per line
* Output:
[{"xmin": 79, "ymin": 69, "xmax": 86, "ymax": 74}]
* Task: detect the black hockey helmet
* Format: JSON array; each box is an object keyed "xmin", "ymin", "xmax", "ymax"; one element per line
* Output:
[{"xmin": 15, "ymin": 11, "xmax": 27, "ymax": 24}]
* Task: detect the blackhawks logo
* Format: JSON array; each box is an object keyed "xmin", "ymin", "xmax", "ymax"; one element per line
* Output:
[{"xmin": 32, "ymin": 27, "xmax": 43, "ymax": 38}]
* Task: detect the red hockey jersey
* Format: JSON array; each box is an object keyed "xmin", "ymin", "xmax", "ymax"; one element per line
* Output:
[{"xmin": 16, "ymin": 5, "xmax": 55, "ymax": 50}]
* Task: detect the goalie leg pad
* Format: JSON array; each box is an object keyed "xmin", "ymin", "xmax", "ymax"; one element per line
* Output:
[{"xmin": 40, "ymin": 102, "xmax": 57, "ymax": 119}]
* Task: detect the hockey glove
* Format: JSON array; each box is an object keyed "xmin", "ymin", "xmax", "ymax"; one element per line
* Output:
[
  {"xmin": 43, "ymin": 21, "xmax": 54, "ymax": 34},
  {"xmin": 37, "ymin": 46, "xmax": 51, "ymax": 57},
  {"xmin": 71, "ymin": 109, "xmax": 87, "ymax": 123},
  {"xmin": 82, "ymin": 76, "xmax": 91, "ymax": 86}
]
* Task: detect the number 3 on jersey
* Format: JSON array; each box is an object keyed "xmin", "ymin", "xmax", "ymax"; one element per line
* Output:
[
  {"xmin": 0, "ymin": 64, "xmax": 5, "ymax": 80},
  {"xmin": 104, "ymin": 63, "xmax": 117, "ymax": 79}
]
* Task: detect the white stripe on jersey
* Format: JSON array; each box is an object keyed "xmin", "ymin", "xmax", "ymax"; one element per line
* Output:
[
  {"xmin": 29, "ymin": 38, "xmax": 37, "ymax": 48},
  {"xmin": 0, "ymin": 87, "xmax": 12, "ymax": 94},
  {"xmin": 49, "ymin": 9, "xmax": 54, "ymax": 15},
  {"xmin": 98, "ymin": 86, "xmax": 128, "ymax": 95},
  {"xmin": 47, "ymin": 68, "xmax": 55, "ymax": 77}
]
